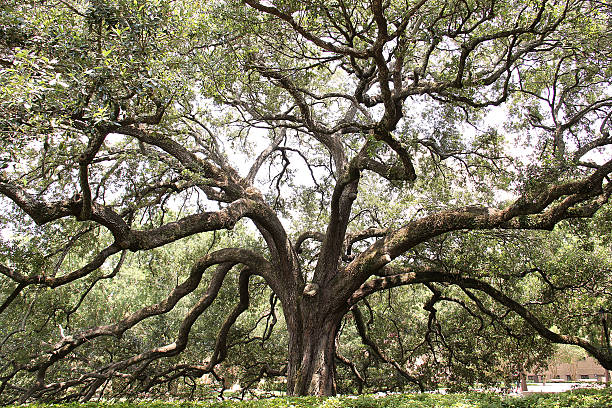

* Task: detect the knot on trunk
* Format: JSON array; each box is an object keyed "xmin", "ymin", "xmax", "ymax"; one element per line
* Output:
[{"xmin": 303, "ymin": 283, "xmax": 319, "ymax": 297}]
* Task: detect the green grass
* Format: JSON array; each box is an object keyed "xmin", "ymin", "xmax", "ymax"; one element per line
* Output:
[{"xmin": 4, "ymin": 389, "xmax": 612, "ymax": 408}]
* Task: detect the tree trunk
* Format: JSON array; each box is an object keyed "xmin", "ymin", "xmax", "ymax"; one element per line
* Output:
[
  {"xmin": 520, "ymin": 372, "xmax": 528, "ymax": 392},
  {"xmin": 285, "ymin": 305, "xmax": 342, "ymax": 396}
]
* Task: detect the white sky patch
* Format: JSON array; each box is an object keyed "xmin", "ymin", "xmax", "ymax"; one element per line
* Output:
[{"xmin": 105, "ymin": 133, "xmax": 127, "ymax": 146}]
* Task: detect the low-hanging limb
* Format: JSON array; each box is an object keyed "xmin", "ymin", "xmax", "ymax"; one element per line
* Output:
[
  {"xmin": 335, "ymin": 350, "xmax": 365, "ymax": 394},
  {"xmin": 349, "ymin": 268, "xmax": 612, "ymax": 370},
  {"xmin": 459, "ymin": 288, "xmax": 523, "ymax": 339},
  {"xmin": 239, "ymin": 363, "xmax": 287, "ymax": 399},
  {"xmin": 10, "ymin": 248, "xmax": 272, "ymax": 403},
  {"xmin": 334, "ymin": 328, "xmax": 365, "ymax": 393},
  {"xmin": 232, "ymin": 292, "xmax": 279, "ymax": 348},
  {"xmin": 351, "ymin": 305, "xmax": 424, "ymax": 391},
  {"xmin": 136, "ymin": 363, "xmax": 218, "ymax": 397},
  {"xmin": 64, "ymin": 250, "xmax": 128, "ymax": 328},
  {"xmin": 121, "ymin": 266, "xmax": 264, "ymax": 401}
]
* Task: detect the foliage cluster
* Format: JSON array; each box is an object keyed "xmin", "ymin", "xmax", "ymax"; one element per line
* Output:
[{"xmin": 4, "ymin": 389, "xmax": 612, "ymax": 408}]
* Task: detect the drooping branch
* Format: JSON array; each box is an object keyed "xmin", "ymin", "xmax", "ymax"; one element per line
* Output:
[
  {"xmin": 334, "ymin": 347, "xmax": 364, "ymax": 393},
  {"xmin": 351, "ymin": 306, "xmax": 424, "ymax": 391},
  {"xmin": 69, "ymin": 261, "xmax": 242, "ymax": 402},
  {"xmin": 0, "ymin": 234, "xmax": 123, "ymax": 322},
  {"xmin": 349, "ymin": 268, "xmax": 612, "ymax": 370},
  {"xmin": 118, "ymin": 266, "xmax": 256, "ymax": 384},
  {"xmin": 207, "ymin": 267, "xmax": 257, "ymax": 367},
  {"xmin": 14, "ymin": 248, "xmax": 273, "ymax": 402},
  {"xmin": 239, "ymin": 363, "xmax": 287, "ymax": 399},
  {"xmin": 0, "ymin": 244, "xmax": 122, "ymax": 288},
  {"xmin": 59, "ymin": 265, "xmax": 262, "ymax": 402}
]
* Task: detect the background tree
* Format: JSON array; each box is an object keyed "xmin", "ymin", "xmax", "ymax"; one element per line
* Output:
[{"xmin": 1, "ymin": 0, "xmax": 612, "ymax": 401}]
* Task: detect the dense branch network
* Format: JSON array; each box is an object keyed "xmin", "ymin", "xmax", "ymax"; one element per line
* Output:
[{"xmin": 1, "ymin": 0, "xmax": 612, "ymax": 401}]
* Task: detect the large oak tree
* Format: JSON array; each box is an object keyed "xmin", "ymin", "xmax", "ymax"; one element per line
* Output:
[{"xmin": 1, "ymin": 0, "xmax": 612, "ymax": 401}]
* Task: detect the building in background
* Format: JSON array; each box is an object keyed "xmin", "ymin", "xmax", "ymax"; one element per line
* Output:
[{"xmin": 526, "ymin": 356, "xmax": 608, "ymax": 383}]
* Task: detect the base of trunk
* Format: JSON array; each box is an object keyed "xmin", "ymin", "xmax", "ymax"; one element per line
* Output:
[{"xmin": 287, "ymin": 318, "xmax": 338, "ymax": 396}]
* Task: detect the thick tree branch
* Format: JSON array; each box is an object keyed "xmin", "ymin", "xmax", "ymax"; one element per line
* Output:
[
  {"xmin": 339, "ymin": 159, "xmax": 612, "ymax": 297},
  {"xmin": 0, "ymin": 181, "xmax": 130, "ymax": 241},
  {"xmin": 311, "ymin": 143, "xmax": 368, "ymax": 284},
  {"xmin": 0, "ymin": 282, "xmax": 26, "ymax": 315},
  {"xmin": 295, "ymin": 231, "xmax": 325, "ymax": 254}
]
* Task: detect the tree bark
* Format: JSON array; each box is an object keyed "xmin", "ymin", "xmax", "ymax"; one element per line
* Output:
[{"xmin": 285, "ymin": 298, "xmax": 343, "ymax": 396}]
